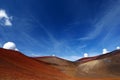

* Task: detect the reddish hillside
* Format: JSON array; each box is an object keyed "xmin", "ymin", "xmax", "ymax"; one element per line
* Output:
[
  {"xmin": 75, "ymin": 50, "xmax": 120, "ymax": 77},
  {"xmin": 0, "ymin": 48, "xmax": 71, "ymax": 80},
  {"xmin": 35, "ymin": 56, "xmax": 72, "ymax": 65},
  {"xmin": 34, "ymin": 56, "xmax": 77, "ymax": 77},
  {"xmin": 1, "ymin": 48, "xmax": 120, "ymax": 80},
  {"xmin": 76, "ymin": 56, "xmax": 98, "ymax": 64},
  {"xmin": 34, "ymin": 50, "xmax": 120, "ymax": 78}
]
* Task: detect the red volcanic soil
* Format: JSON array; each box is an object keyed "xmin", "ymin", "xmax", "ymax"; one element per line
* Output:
[
  {"xmin": 34, "ymin": 56, "xmax": 77, "ymax": 77},
  {"xmin": 34, "ymin": 56, "xmax": 73, "ymax": 65},
  {"xmin": 0, "ymin": 48, "xmax": 72, "ymax": 80},
  {"xmin": 34, "ymin": 50, "xmax": 120, "ymax": 79},
  {"xmin": 1, "ymin": 48, "xmax": 120, "ymax": 80},
  {"xmin": 75, "ymin": 50, "xmax": 120, "ymax": 78}
]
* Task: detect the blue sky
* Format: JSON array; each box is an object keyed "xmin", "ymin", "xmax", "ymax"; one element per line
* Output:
[{"xmin": 0, "ymin": 0, "xmax": 120, "ymax": 61}]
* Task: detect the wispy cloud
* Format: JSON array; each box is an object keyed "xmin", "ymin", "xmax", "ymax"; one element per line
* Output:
[
  {"xmin": 31, "ymin": 17, "xmax": 68, "ymax": 54},
  {"xmin": 79, "ymin": 26, "xmax": 103, "ymax": 40},
  {"xmin": 0, "ymin": 9, "xmax": 12, "ymax": 26},
  {"xmin": 79, "ymin": 1, "xmax": 120, "ymax": 41},
  {"xmin": 31, "ymin": 16, "xmax": 58, "ymax": 44}
]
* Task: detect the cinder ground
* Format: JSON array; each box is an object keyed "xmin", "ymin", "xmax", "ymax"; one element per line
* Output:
[{"xmin": 0, "ymin": 48, "xmax": 120, "ymax": 80}]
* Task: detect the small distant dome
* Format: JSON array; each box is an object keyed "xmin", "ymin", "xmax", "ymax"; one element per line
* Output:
[
  {"xmin": 84, "ymin": 53, "xmax": 88, "ymax": 57},
  {"xmin": 102, "ymin": 48, "xmax": 109, "ymax": 54},
  {"xmin": 3, "ymin": 42, "xmax": 16, "ymax": 50},
  {"xmin": 116, "ymin": 46, "xmax": 120, "ymax": 50}
]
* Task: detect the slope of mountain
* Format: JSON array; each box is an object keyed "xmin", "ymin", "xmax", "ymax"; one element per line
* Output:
[
  {"xmin": 0, "ymin": 48, "xmax": 71, "ymax": 80},
  {"xmin": 1, "ymin": 48, "xmax": 120, "ymax": 80},
  {"xmin": 34, "ymin": 50, "xmax": 120, "ymax": 78},
  {"xmin": 34, "ymin": 56, "xmax": 77, "ymax": 77},
  {"xmin": 75, "ymin": 50, "xmax": 120, "ymax": 77}
]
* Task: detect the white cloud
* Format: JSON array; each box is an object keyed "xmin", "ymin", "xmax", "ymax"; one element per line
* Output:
[
  {"xmin": 84, "ymin": 53, "xmax": 89, "ymax": 57},
  {"xmin": 102, "ymin": 48, "xmax": 109, "ymax": 54},
  {"xmin": 0, "ymin": 10, "xmax": 7, "ymax": 18},
  {"xmin": 0, "ymin": 9, "xmax": 12, "ymax": 26},
  {"xmin": 3, "ymin": 42, "xmax": 18, "ymax": 51},
  {"xmin": 5, "ymin": 19, "xmax": 12, "ymax": 26}
]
